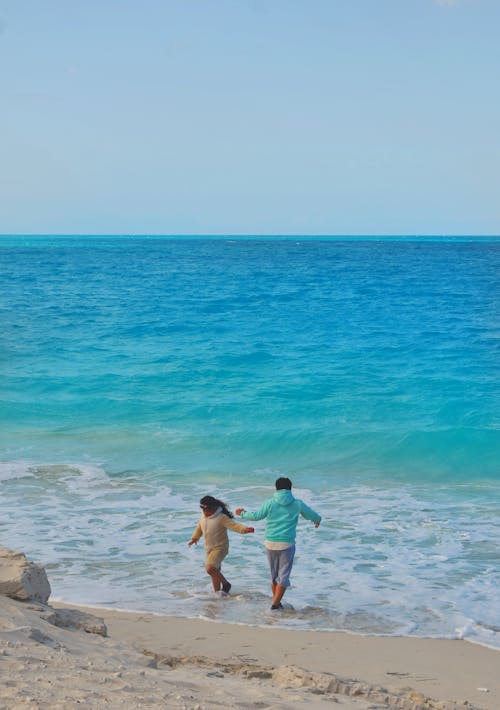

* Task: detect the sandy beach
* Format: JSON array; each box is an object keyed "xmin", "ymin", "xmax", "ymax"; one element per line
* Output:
[{"xmin": 1, "ymin": 593, "xmax": 498, "ymax": 710}]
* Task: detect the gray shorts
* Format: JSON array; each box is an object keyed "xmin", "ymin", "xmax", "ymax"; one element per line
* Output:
[{"xmin": 266, "ymin": 545, "xmax": 296, "ymax": 588}]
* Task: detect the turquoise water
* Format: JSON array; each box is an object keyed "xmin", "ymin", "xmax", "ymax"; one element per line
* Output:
[{"xmin": 1, "ymin": 236, "xmax": 499, "ymax": 646}]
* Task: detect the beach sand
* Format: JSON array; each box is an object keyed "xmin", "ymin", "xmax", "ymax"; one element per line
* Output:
[{"xmin": 1, "ymin": 595, "xmax": 498, "ymax": 709}]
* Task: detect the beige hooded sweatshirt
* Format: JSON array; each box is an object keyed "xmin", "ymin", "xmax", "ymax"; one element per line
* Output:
[{"xmin": 191, "ymin": 509, "xmax": 248, "ymax": 554}]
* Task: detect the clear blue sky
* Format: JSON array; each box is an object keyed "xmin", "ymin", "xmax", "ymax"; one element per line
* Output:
[{"xmin": 1, "ymin": 0, "xmax": 499, "ymax": 235}]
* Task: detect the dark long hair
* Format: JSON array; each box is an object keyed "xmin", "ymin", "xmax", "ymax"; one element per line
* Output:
[{"xmin": 199, "ymin": 495, "xmax": 234, "ymax": 518}]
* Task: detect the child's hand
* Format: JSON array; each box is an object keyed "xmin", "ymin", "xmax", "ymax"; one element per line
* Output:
[
  {"xmin": 245, "ymin": 527, "xmax": 254, "ymax": 534},
  {"xmin": 235, "ymin": 508, "xmax": 244, "ymax": 516},
  {"xmin": 188, "ymin": 539, "xmax": 197, "ymax": 546}
]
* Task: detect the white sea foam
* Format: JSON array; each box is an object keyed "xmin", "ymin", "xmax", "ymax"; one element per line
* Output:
[
  {"xmin": 0, "ymin": 461, "xmax": 36, "ymax": 481},
  {"xmin": 1, "ymin": 460, "xmax": 499, "ymax": 649}
]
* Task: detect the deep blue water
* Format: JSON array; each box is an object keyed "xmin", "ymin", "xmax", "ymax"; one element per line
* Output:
[{"xmin": 1, "ymin": 236, "xmax": 499, "ymax": 647}]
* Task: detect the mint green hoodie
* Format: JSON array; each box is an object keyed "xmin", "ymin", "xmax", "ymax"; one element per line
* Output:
[{"xmin": 240, "ymin": 489, "xmax": 321, "ymax": 543}]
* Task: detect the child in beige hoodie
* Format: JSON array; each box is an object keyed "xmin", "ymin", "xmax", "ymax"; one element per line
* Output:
[{"xmin": 189, "ymin": 495, "xmax": 254, "ymax": 593}]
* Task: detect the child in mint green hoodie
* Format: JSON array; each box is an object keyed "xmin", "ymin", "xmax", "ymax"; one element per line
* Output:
[{"xmin": 236, "ymin": 477, "xmax": 321, "ymax": 610}]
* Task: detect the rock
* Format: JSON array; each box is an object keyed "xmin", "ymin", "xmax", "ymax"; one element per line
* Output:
[
  {"xmin": 17, "ymin": 625, "xmax": 61, "ymax": 649},
  {"xmin": 0, "ymin": 547, "xmax": 51, "ymax": 604},
  {"xmin": 272, "ymin": 665, "xmax": 340, "ymax": 694},
  {"xmin": 42, "ymin": 607, "xmax": 107, "ymax": 637},
  {"xmin": 242, "ymin": 669, "xmax": 272, "ymax": 680}
]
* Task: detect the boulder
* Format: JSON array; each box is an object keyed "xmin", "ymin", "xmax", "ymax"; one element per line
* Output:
[{"xmin": 0, "ymin": 546, "xmax": 51, "ymax": 604}]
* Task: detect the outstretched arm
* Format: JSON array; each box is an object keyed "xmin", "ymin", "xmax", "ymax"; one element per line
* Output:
[
  {"xmin": 223, "ymin": 517, "xmax": 255, "ymax": 534},
  {"xmin": 299, "ymin": 501, "xmax": 321, "ymax": 526},
  {"xmin": 235, "ymin": 500, "xmax": 271, "ymax": 522}
]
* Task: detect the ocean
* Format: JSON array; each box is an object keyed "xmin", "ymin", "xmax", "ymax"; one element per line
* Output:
[{"xmin": 1, "ymin": 236, "xmax": 499, "ymax": 648}]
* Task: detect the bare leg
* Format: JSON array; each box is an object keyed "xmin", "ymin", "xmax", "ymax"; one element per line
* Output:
[
  {"xmin": 206, "ymin": 565, "xmax": 230, "ymax": 593},
  {"xmin": 272, "ymin": 584, "xmax": 286, "ymax": 607}
]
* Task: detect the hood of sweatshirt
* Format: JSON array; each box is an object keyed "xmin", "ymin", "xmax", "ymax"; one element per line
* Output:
[{"xmin": 273, "ymin": 489, "xmax": 295, "ymax": 506}]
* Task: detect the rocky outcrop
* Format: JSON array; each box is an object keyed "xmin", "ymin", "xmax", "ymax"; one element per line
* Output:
[
  {"xmin": 41, "ymin": 606, "xmax": 107, "ymax": 637},
  {"xmin": 0, "ymin": 546, "xmax": 51, "ymax": 604}
]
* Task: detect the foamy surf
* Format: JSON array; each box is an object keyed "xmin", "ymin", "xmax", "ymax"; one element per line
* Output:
[{"xmin": 2, "ymin": 459, "xmax": 499, "ymax": 648}]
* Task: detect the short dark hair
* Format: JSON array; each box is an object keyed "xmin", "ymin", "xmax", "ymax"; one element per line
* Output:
[{"xmin": 275, "ymin": 477, "xmax": 292, "ymax": 490}]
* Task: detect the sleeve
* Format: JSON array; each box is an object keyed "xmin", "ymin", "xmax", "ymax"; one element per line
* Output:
[
  {"xmin": 222, "ymin": 517, "xmax": 250, "ymax": 534},
  {"xmin": 240, "ymin": 499, "xmax": 272, "ymax": 521},
  {"xmin": 191, "ymin": 518, "xmax": 203, "ymax": 542},
  {"xmin": 299, "ymin": 500, "xmax": 321, "ymax": 524}
]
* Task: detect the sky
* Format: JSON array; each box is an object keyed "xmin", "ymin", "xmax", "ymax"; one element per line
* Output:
[{"xmin": 0, "ymin": 0, "xmax": 499, "ymax": 236}]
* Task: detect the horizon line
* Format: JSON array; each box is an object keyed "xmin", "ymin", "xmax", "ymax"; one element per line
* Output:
[{"xmin": 0, "ymin": 238, "xmax": 500, "ymax": 239}]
